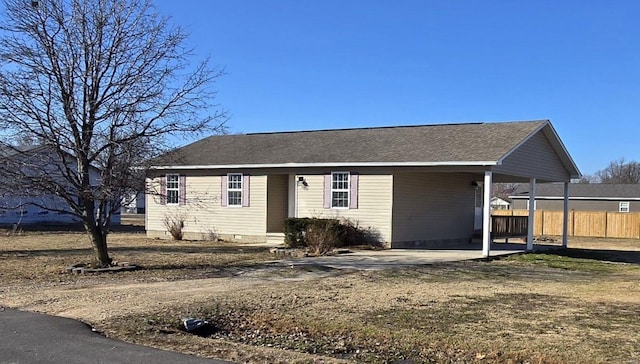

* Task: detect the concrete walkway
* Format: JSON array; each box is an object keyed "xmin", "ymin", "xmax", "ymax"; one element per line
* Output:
[{"xmin": 0, "ymin": 308, "xmax": 230, "ymax": 364}]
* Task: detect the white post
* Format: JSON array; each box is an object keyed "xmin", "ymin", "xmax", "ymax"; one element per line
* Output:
[
  {"xmin": 527, "ymin": 178, "xmax": 536, "ymax": 252},
  {"xmin": 562, "ymin": 181, "xmax": 569, "ymax": 248},
  {"xmin": 288, "ymin": 174, "xmax": 297, "ymax": 218},
  {"xmin": 482, "ymin": 171, "xmax": 492, "ymax": 257}
]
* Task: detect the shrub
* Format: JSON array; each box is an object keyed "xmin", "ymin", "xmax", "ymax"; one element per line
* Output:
[
  {"xmin": 283, "ymin": 217, "xmax": 381, "ymax": 252},
  {"xmin": 283, "ymin": 217, "xmax": 312, "ymax": 248},
  {"xmin": 163, "ymin": 213, "xmax": 185, "ymax": 240},
  {"xmin": 339, "ymin": 218, "xmax": 383, "ymax": 248},
  {"xmin": 304, "ymin": 219, "xmax": 341, "ymax": 255}
]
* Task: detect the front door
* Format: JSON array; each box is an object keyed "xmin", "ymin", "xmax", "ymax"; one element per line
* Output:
[{"xmin": 474, "ymin": 183, "xmax": 483, "ymax": 230}]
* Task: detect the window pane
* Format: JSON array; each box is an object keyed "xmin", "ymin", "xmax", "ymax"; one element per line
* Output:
[
  {"xmin": 332, "ymin": 191, "xmax": 349, "ymax": 208},
  {"xmin": 330, "ymin": 172, "xmax": 350, "ymax": 208},
  {"xmin": 166, "ymin": 174, "xmax": 179, "ymax": 204},
  {"xmin": 620, "ymin": 202, "xmax": 630, "ymax": 212},
  {"xmin": 228, "ymin": 174, "xmax": 242, "ymax": 190},
  {"xmin": 167, "ymin": 190, "xmax": 178, "ymax": 204},
  {"xmin": 228, "ymin": 191, "xmax": 242, "ymax": 206},
  {"xmin": 332, "ymin": 172, "xmax": 349, "ymax": 190}
]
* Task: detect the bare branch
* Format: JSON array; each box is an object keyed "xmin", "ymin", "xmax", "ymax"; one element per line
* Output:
[{"xmin": 0, "ymin": 0, "xmax": 225, "ymax": 266}]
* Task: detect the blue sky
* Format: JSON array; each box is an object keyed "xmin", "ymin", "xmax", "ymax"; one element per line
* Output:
[{"xmin": 155, "ymin": 0, "xmax": 640, "ymax": 175}]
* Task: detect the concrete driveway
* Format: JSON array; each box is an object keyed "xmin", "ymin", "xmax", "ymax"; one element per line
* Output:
[{"xmin": 276, "ymin": 242, "xmax": 554, "ymax": 271}]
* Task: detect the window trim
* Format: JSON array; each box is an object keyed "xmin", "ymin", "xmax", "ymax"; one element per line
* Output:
[
  {"xmin": 330, "ymin": 171, "xmax": 350, "ymax": 209},
  {"xmin": 165, "ymin": 174, "xmax": 180, "ymax": 205},
  {"xmin": 227, "ymin": 173, "xmax": 243, "ymax": 207},
  {"xmin": 619, "ymin": 201, "xmax": 630, "ymax": 213}
]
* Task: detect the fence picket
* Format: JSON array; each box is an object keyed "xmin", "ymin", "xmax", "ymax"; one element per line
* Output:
[{"xmin": 492, "ymin": 209, "xmax": 640, "ymax": 239}]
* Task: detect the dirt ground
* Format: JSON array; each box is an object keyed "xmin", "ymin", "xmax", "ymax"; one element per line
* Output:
[{"xmin": 1, "ymin": 231, "xmax": 639, "ymax": 363}]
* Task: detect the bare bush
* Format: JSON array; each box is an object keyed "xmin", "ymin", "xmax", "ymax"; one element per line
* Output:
[
  {"xmin": 304, "ymin": 220, "xmax": 340, "ymax": 256},
  {"xmin": 339, "ymin": 218, "xmax": 383, "ymax": 248},
  {"xmin": 163, "ymin": 214, "xmax": 185, "ymax": 240},
  {"xmin": 200, "ymin": 228, "xmax": 219, "ymax": 242}
]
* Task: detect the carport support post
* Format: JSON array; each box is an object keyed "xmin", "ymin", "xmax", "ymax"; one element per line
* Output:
[
  {"xmin": 562, "ymin": 181, "xmax": 569, "ymax": 248},
  {"xmin": 527, "ymin": 178, "xmax": 536, "ymax": 252},
  {"xmin": 482, "ymin": 171, "xmax": 492, "ymax": 258}
]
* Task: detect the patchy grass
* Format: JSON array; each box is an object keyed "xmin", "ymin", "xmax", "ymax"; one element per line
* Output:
[
  {"xmin": 2, "ymin": 232, "xmax": 640, "ymax": 363},
  {"xmin": 110, "ymin": 260, "xmax": 640, "ymax": 363},
  {"xmin": 0, "ymin": 230, "xmax": 274, "ymax": 284},
  {"xmin": 505, "ymin": 252, "xmax": 630, "ymax": 273}
]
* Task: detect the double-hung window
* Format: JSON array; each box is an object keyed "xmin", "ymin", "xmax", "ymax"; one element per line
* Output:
[
  {"xmin": 228, "ymin": 173, "xmax": 243, "ymax": 207},
  {"xmin": 166, "ymin": 174, "xmax": 179, "ymax": 205},
  {"xmin": 619, "ymin": 201, "xmax": 630, "ymax": 213},
  {"xmin": 331, "ymin": 172, "xmax": 350, "ymax": 208}
]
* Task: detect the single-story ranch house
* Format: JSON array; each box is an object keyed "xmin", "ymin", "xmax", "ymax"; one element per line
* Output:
[
  {"xmin": 146, "ymin": 120, "xmax": 580, "ymax": 256},
  {"xmin": 511, "ymin": 183, "xmax": 640, "ymax": 212}
]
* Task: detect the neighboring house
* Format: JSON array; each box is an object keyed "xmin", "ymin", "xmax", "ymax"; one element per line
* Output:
[
  {"xmin": 510, "ymin": 183, "xmax": 640, "ymax": 212},
  {"xmin": 146, "ymin": 120, "xmax": 580, "ymax": 253},
  {"xmin": 490, "ymin": 197, "xmax": 511, "ymax": 210},
  {"xmin": 0, "ymin": 145, "xmax": 121, "ymax": 225},
  {"xmin": 122, "ymin": 191, "xmax": 146, "ymax": 214}
]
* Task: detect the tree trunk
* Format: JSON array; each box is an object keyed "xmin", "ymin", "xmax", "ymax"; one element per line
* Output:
[{"xmin": 88, "ymin": 225, "xmax": 111, "ymax": 268}]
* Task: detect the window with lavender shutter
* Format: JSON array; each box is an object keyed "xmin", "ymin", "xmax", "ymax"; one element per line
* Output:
[
  {"xmin": 242, "ymin": 174, "xmax": 250, "ymax": 207},
  {"xmin": 323, "ymin": 174, "xmax": 331, "ymax": 209},
  {"xmin": 349, "ymin": 173, "xmax": 358, "ymax": 209},
  {"xmin": 179, "ymin": 175, "xmax": 186, "ymax": 206},
  {"xmin": 160, "ymin": 175, "xmax": 166, "ymax": 205},
  {"xmin": 221, "ymin": 175, "xmax": 228, "ymax": 207}
]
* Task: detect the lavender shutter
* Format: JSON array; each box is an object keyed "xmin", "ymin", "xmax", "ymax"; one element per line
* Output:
[
  {"xmin": 349, "ymin": 173, "xmax": 359, "ymax": 209},
  {"xmin": 221, "ymin": 175, "xmax": 228, "ymax": 207},
  {"xmin": 160, "ymin": 176, "xmax": 166, "ymax": 205},
  {"xmin": 178, "ymin": 175, "xmax": 186, "ymax": 206},
  {"xmin": 323, "ymin": 174, "xmax": 332, "ymax": 209},
  {"xmin": 242, "ymin": 174, "xmax": 250, "ymax": 207}
]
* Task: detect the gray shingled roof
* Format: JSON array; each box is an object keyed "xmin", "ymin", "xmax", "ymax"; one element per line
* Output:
[
  {"xmin": 152, "ymin": 120, "xmax": 550, "ymax": 167},
  {"xmin": 511, "ymin": 183, "xmax": 640, "ymax": 199}
]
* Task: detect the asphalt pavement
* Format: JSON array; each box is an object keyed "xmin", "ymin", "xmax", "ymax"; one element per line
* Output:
[{"xmin": 0, "ymin": 308, "xmax": 231, "ymax": 364}]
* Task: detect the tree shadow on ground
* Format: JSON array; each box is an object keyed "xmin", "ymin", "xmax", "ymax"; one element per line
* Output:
[
  {"xmin": 0, "ymin": 223, "xmax": 145, "ymax": 233},
  {"xmin": 553, "ymin": 248, "xmax": 640, "ymax": 265},
  {"xmin": 1, "ymin": 245, "xmax": 269, "ymax": 258}
]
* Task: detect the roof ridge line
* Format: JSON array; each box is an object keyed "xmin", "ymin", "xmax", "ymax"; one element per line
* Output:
[{"xmin": 244, "ymin": 119, "xmax": 547, "ymax": 136}]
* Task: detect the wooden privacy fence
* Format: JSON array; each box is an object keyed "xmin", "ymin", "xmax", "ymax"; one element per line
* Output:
[
  {"xmin": 492, "ymin": 209, "xmax": 640, "ymax": 239},
  {"xmin": 491, "ymin": 215, "xmax": 528, "ymax": 238}
]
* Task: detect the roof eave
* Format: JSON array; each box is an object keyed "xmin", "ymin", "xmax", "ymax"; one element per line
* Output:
[{"xmin": 148, "ymin": 160, "xmax": 500, "ymax": 170}]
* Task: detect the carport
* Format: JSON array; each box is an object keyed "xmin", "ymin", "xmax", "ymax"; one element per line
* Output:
[{"xmin": 473, "ymin": 122, "xmax": 580, "ymax": 257}]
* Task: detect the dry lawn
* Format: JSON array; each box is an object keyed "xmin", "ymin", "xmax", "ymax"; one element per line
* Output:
[{"xmin": 1, "ymin": 230, "xmax": 639, "ymax": 363}]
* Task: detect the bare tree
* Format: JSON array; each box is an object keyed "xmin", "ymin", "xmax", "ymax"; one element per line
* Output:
[
  {"xmin": 492, "ymin": 183, "xmax": 520, "ymax": 200},
  {"xmin": 574, "ymin": 174, "xmax": 597, "ymax": 184},
  {"xmin": 594, "ymin": 159, "xmax": 640, "ymax": 184},
  {"xmin": 0, "ymin": 0, "xmax": 226, "ymax": 267}
]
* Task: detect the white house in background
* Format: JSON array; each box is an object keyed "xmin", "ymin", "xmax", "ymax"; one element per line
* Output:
[
  {"xmin": 122, "ymin": 191, "xmax": 146, "ymax": 214},
  {"xmin": 146, "ymin": 120, "xmax": 580, "ymax": 257},
  {"xmin": 0, "ymin": 145, "xmax": 120, "ymax": 225},
  {"xmin": 490, "ymin": 197, "xmax": 511, "ymax": 210}
]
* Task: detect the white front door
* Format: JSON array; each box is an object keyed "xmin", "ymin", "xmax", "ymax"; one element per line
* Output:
[{"xmin": 474, "ymin": 183, "xmax": 483, "ymax": 230}]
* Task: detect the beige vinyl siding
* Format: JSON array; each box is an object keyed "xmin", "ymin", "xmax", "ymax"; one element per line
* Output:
[
  {"xmin": 494, "ymin": 131, "xmax": 571, "ymax": 182},
  {"xmin": 146, "ymin": 174, "xmax": 267, "ymax": 239},
  {"xmin": 295, "ymin": 173, "xmax": 393, "ymax": 243},
  {"xmin": 392, "ymin": 172, "xmax": 475, "ymax": 243},
  {"xmin": 512, "ymin": 199, "xmax": 640, "ymax": 212},
  {"xmin": 266, "ymin": 174, "xmax": 289, "ymax": 233}
]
